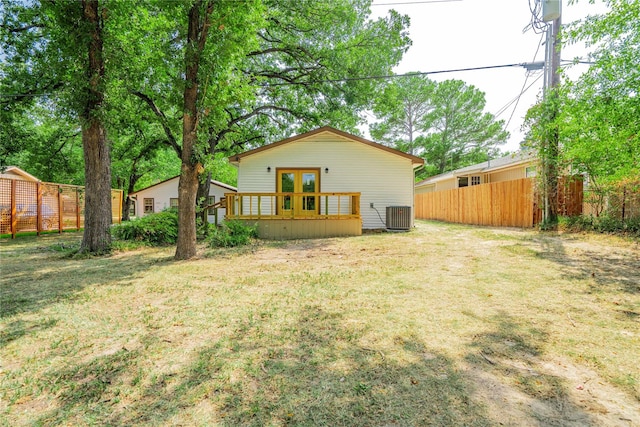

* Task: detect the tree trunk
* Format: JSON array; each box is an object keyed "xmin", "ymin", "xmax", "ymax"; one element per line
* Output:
[
  {"xmin": 174, "ymin": 1, "xmax": 211, "ymax": 260},
  {"xmin": 79, "ymin": 0, "xmax": 112, "ymax": 254},
  {"xmin": 543, "ymin": 16, "xmax": 562, "ymax": 228},
  {"xmin": 197, "ymin": 171, "xmax": 212, "ymax": 234}
]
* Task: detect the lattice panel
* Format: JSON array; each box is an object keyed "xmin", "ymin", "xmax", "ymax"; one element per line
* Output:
[
  {"xmin": 59, "ymin": 185, "xmax": 83, "ymax": 230},
  {"xmin": 2, "ymin": 178, "xmax": 122, "ymax": 236},
  {"xmin": 0, "ymin": 179, "xmax": 11, "ymax": 234},
  {"xmin": 15, "ymin": 180, "xmax": 38, "ymax": 232},
  {"xmin": 41, "ymin": 183, "xmax": 61, "ymax": 231}
]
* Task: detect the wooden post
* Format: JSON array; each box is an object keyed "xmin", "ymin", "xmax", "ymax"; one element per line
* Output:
[
  {"xmin": 10, "ymin": 179, "xmax": 16, "ymax": 239},
  {"xmin": 36, "ymin": 182, "xmax": 42, "ymax": 235},
  {"xmin": 76, "ymin": 187, "xmax": 81, "ymax": 231},
  {"xmin": 57, "ymin": 185, "xmax": 63, "ymax": 233}
]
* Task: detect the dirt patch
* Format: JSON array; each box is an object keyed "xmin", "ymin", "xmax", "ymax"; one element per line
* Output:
[{"xmin": 465, "ymin": 355, "xmax": 640, "ymax": 426}]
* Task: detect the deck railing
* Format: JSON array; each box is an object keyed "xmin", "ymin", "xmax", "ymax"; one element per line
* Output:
[{"xmin": 226, "ymin": 192, "xmax": 361, "ymax": 220}]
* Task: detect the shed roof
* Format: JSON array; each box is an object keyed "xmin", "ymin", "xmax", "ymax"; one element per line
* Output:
[
  {"xmin": 129, "ymin": 175, "xmax": 237, "ymax": 196},
  {"xmin": 229, "ymin": 126, "xmax": 424, "ymax": 168},
  {"xmin": 0, "ymin": 166, "xmax": 40, "ymax": 182}
]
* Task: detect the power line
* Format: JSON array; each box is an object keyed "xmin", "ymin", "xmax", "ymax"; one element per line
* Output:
[
  {"xmin": 258, "ymin": 63, "xmax": 533, "ymax": 87},
  {"xmin": 1, "ymin": 60, "xmax": 591, "ymax": 99},
  {"xmin": 504, "ymin": 31, "xmax": 546, "ymax": 129}
]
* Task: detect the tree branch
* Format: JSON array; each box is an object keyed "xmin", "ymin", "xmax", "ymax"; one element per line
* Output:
[
  {"xmin": 130, "ymin": 90, "xmax": 182, "ymax": 157},
  {"xmin": 1, "ymin": 23, "xmax": 45, "ymax": 33}
]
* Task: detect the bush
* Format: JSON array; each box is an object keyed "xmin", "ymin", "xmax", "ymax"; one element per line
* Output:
[
  {"xmin": 208, "ymin": 220, "xmax": 258, "ymax": 248},
  {"xmin": 558, "ymin": 214, "xmax": 640, "ymax": 237},
  {"xmin": 111, "ymin": 209, "xmax": 179, "ymax": 245}
]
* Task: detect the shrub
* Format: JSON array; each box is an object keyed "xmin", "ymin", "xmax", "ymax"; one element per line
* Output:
[
  {"xmin": 111, "ymin": 209, "xmax": 179, "ymax": 245},
  {"xmin": 208, "ymin": 220, "xmax": 258, "ymax": 248},
  {"xmin": 558, "ymin": 214, "xmax": 640, "ymax": 237}
]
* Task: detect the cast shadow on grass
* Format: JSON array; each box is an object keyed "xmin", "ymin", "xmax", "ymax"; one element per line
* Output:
[
  {"xmin": 531, "ymin": 234, "xmax": 640, "ymax": 294},
  {"xmin": 0, "ymin": 318, "xmax": 58, "ymax": 347},
  {"xmin": 569, "ymin": 250, "xmax": 640, "ymax": 295},
  {"xmin": 0, "ymin": 249, "xmax": 167, "ymax": 321},
  {"xmin": 36, "ymin": 304, "xmax": 493, "ymax": 426},
  {"xmin": 466, "ymin": 311, "xmax": 599, "ymax": 426}
]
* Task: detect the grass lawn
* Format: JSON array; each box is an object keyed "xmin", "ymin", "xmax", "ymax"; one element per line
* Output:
[{"xmin": 1, "ymin": 220, "xmax": 639, "ymax": 426}]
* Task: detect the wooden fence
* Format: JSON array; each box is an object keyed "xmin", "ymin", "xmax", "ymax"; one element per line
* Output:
[
  {"xmin": 0, "ymin": 178, "xmax": 123, "ymax": 238},
  {"xmin": 415, "ymin": 177, "xmax": 583, "ymax": 228},
  {"xmin": 583, "ymin": 181, "xmax": 640, "ymax": 220}
]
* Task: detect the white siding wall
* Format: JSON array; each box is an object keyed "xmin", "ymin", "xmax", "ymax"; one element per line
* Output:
[
  {"xmin": 133, "ymin": 178, "xmax": 232, "ymax": 225},
  {"xmin": 435, "ymin": 179, "xmax": 457, "ymax": 191},
  {"xmin": 415, "ymin": 184, "xmax": 436, "ymax": 194},
  {"xmin": 488, "ymin": 166, "xmax": 526, "ymax": 183},
  {"xmin": 236, "ymin": 132, "xmax": 416, "ymax": 229}
]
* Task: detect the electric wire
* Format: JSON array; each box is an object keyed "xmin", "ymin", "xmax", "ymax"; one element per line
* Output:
[
  {"xmin": 504, "ymin": 31, "xmax": 546, "ymax": 129},
  {"xmin": 1, "ymin": 59, "xmax": 594, "ymax": 100},
  {"xmin": 256, "ymin": 63, "xmax": 532, "ymax": 87},
  {"xmin": 524, "ymin": 0, "xmax": 548, "ymax": 34},
  {"xmin": 494, "ymin": 73, "xmax": 542, "ymax": 118},
  {"xmin": 0, "ymin": 62, "xmax": 536, "ymax": 98}
]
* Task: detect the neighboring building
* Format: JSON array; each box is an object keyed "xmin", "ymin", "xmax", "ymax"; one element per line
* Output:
[
  {"xmin": 415, "ymin": 151, "xmax": 536, "ymax": 194},
  {"xmin": 129, "ymin": 176, "xmax": 236, "ymax": 225},
  {"xmin": 0, "ymin": 166, "xmax": 40, "ymax": 182},
  {"xmin": 227, "ymin": 126, "xmax": 424, "ymax": 239}
]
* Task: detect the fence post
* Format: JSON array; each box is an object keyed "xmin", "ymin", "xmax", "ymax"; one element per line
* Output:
[
  {"xmin": 57, "ymin": 185, "xmax": 63, "ymax": 233},
  {"xmin": 76, "ymin": 188, "xmax": 81, "ymax": 231},
  {"xmin": 621, "ymin": 186, "xmax": 627, "ymax": 221},
  {"xmin": 36, "ymin": 182, "xmax": 42, "ymax": 236},
  {"xmin": 10, "ymin": 179, "xmax": 16, "ymax": 239}
]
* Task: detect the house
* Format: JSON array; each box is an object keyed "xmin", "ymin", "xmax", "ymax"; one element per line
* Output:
[
  {"xmin": 129, "ymin": 176, "xmax": 236, "ymax": 225},
  {"xmin": 415, "ymin": 151, "xmax": 536, "ymax": 194},
  {"xmin": 414, "ymin": 151, "xmax": 583, "ymax": 228},
  {"xmin": 226, "ymin": 126, "xmax": 424, "ymax": 239},
  {"xmin": 0, "ymin": 166, "xmax": 40, "ymax": 182}
]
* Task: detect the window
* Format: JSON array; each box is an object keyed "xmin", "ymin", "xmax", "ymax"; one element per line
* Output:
[
  {"xmin": 207, "ymin": 196, "xmax": 215, "ymax": 215},
  {"xmin": 128, "ymin": 203, "xmax": 136, "ymax": 217},
  {"xmin": 526, "ymin": 166, "xmax": 537, "ymax": 178},
  {"xmin": 144, "ymin": 198, "xmax": 154, "ymax": 214},
  {"xmin": 471, "ymin": 175, "xmax": 481, "ymax": 186},
  {"xmin": 458, "ymin": 177, "xmax": 469, "ymax": 188},
  {"xmin": 170, "ymin": 198, "xmax": 179, "ymax": 209}
]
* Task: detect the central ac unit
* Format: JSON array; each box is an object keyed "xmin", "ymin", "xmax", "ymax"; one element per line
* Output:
[{"xmin": 386, "ymin": 206, "xmax": 411, "ymax": 230}]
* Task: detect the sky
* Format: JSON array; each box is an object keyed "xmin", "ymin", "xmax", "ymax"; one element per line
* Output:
[{"xmin": 367, "ymin": 0, "xmax": 609, "ymax": 153}]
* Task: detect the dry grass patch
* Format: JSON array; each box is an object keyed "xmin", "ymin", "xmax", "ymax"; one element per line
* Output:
[{"xmin": 1, "ymin": 223, "xmax": 639, "ymax": 426}]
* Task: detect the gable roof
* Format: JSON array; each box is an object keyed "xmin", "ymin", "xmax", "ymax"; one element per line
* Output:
[
  {"xmin": 415, "ymin": 151, "xmax": 536, "ymax": 187},
  {"xmin": 229, "ymin": 126, "xmax": 425, "ymax": 167},
  {"xmin": 129, "ymin": 175, "xmax": 237, "ymax": 196},
  {"xmin": 0, "ymin": 166, "xmax": 40, "ymax": 182}
]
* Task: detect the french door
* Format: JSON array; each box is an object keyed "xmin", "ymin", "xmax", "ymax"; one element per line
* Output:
[{"xmin": 277, "ymin": 169, "xmax": 319, "ymax": 216}]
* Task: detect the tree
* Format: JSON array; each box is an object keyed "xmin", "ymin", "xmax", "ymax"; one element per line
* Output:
[
  {"xmin": 370, "ymin": 74, "xmax": 436, "ymax": 155},
  {"xmin": 370, "ymin": 76, "xmax": 508, "ymax": 177},
  {"xmin": 523, "ymin": 0, "xmax": 639, "ymax": 216},
  {"xmin": 125, "ymin": 0, "xmax": 411, "ymax": 259},
  {"xmin": 0, "ymin": 102, "xmax": 84, "ymax": 184},
  {"xmin": 1, "ymin": 0, "xmax": 115, "ymax": 253},
  {"xmin": 3, "ymin": 0, "xmax": 411, "ymax": 258},
  {"xmin": 559, "ymin": 0, "xmax": 639, "ymax": 184}
]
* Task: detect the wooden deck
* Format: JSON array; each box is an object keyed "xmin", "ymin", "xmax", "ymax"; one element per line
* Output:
[{"xmin": 225, "ymin": 192, "xmax": 362, "ymax": 239}]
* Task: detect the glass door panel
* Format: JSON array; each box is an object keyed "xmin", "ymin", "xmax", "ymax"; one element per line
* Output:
[
  {"xmin": 301, "ymin": 172, "xmax": 317, "ymax": 214},
  {"xmin": 277, "ymin": 169, "xmax": 319, "ymax": 216},
  {"xmin": 279, "ymin": 172, "xmax": 295, "ymax": 214}
]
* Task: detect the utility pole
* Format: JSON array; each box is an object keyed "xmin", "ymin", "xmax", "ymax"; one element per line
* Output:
[{"xmin": 542, "ymin": 1, "xmax": 562, "ymax": 226}]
